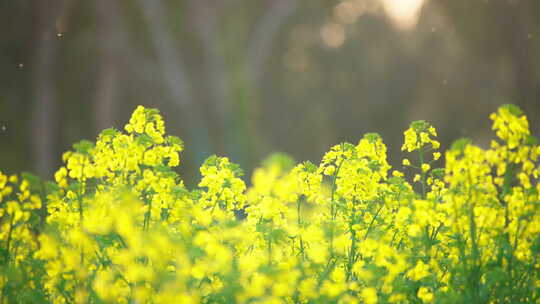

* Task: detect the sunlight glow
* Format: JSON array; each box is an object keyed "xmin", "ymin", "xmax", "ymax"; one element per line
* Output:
[{"xmin": 380, "ymin": 0, "xmax": 425, "ymax": 30}]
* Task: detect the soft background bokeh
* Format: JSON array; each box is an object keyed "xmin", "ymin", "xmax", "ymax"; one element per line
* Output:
[{"xmin": 1, "ymin": 0, "xmax": 539, "ymax": 185}]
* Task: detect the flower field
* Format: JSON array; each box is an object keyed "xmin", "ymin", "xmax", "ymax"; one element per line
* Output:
[{"xmin": 1, "ymin": 105, "xmax": 539, "ymax": 303}]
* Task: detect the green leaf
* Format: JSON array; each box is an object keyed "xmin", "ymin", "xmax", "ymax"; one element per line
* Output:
[
  {"xmin": 136, "ymin": 133, "xmax": 154, "ymax": 146},
  {"xmin": 450, "ymin": 138, "xmax": 471, "ymax": 152},
  {"xmin": 270, "ymin": 228, "xmax": 287, "ymax": 242},
  {"xmin": 363, "ymin": 132, "xmax": 381, "ymax": 143},
  {"xmin": 203, "ymin": 155, "xmax": 219, "ymax": 167},
  {"xmin": 524, "ymin": 135, "xmax": 538, "ymax": 146},
  {"xmin": 501, "ymin": 104, "xmax": 523, "ymax": 116},
  {"xmin": 410, "ymin": 120, "xmax": 430, "ymax": 132},
  {"xmin": 302, "ymin": 161, "xmax": 317, "ymax": 173},
  {"xmin": 226, "ymin": 162, "xmax": 244, "ymax": 177},
  {"xmin": 100, "ymin": 128, "xmax": 118, "ymax": 137},
  {"xmin": 368, "ymin": 160, "xmax": 381, "ymax": 172},
  {"xmin": 166, "ymin": 135, "xmax": 183, "ymax": 147},
  {"xmin": 430, "ymin": 168, "xmax": 445, "ymax": 179},
  {"xmin": 73, "ymin": 140, "xmax": 94, "ymax": 154},
  {"xmin": 45, "ymin": 181, "xmax": 60, "ymax": 193},
  {"xmin": 21, "ymin": 172, "xmax": 42, "ymax": 192},
  {"xmin": 146, "ymin": 108, "xmax": 160, "ymax": 117}
]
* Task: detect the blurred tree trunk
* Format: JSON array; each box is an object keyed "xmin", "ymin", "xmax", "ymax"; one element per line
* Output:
[
  {"xmin": 509, "ymin": 6, "xmax": 540, "ymax": 134},
  {"xmin": 94, "ymin": 0, "xmax": 121, "ymax": 132},
  {"xmin": 31, "ymin": 0, "xmax": 64, "ymax": 178},
  {"xmin": 435, "ymin": 0, "xmax": 540, "ymax": 133},
  {"xmin": 189, "ymin": 0, "xmax": 298, "ymax": 170},
  {"xmin": 138, "ymin": 0, "xmax": 212, "ymax": 168},
  {"xmin": 239, "ymin": 0, "xmax": 298, "ymax": 167},
  {"xmin": 247, "ymin": 0, "xmax": 298, "ymax": 85},
  {"xmin": 190, "ymin": 0, "xmax": 229, "ymax": 154}
]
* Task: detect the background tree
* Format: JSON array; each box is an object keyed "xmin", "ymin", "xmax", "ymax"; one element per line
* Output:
[{"xmin": 1, "ymin": 0, "xmax": 539, "ymax": 184}]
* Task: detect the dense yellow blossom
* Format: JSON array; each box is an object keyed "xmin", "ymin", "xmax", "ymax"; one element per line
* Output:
[
  {"xmin": 0, "ymin": 172, "xmax": 44, "ymax": 302},
  {"xmin": 1, "ymin": 104, "xmax": 539, "ymax": 303}
]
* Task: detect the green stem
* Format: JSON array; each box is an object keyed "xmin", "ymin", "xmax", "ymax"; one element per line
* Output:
[
  {"xmin": 0, "ymin": 217, "xmax": 15, "ymax": 304},
  {"xmin": 267, "ymin": 236, "xmax": 272, "ymax": 267},
  {"xmin": 5, "ymin": 216, "xmax": 14, "ymax": 263},
  {"xmin": 419, "ymin": 149, "xmax": 426, "ymax": 199},
  {"xmin": 330, "ymin": 159, "xmax": 345, "ymax": 220},
  {"xmin": 363, "ymin": 202, "xmax": 385, "ymax": 241},
  {"xmin": 328, "ymin": 158, "xmax": 345, "ymax": 259},
  {"xmin": 297, "ymin": 198, "xmax": 305, "ymax": 260},
  {"xmin": 347, "ymin": 212, "xmax": 357, "ymax": 281}
]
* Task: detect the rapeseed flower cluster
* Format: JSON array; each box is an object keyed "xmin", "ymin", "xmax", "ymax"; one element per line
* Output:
[
  {"xmin": 1, "ymin": 104, "xmax": 539, "ymax": 303},
  {"xmin": 0, "ymin": 172, "xmax": 45, "ymax": 303}
]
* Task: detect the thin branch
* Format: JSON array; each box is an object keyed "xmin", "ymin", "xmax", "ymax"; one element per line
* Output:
[
  {"xmin": 190, "ymin": 0, "xmax": 229, "ymax": 129},
  {"xmin": 94, "ymin": 0, "xmax": 122, "ymax": 131},
  {"xmin": 137, "ymin": 0, "xmax": 195, "ymax": 110},
  {"xmin": 95, "ymin": 1, "xmax": 167, "ymax": 132},
  {"xmin": 137, "ymin": 0, "xmax": 212, "ymax": 164},
  {"xmin": 31, "ymin": 0, "xmax": 66, "ymax": 178},
  {"xmin": 247, "ymin": 0, "xmax": 299, "ymax": 84}
]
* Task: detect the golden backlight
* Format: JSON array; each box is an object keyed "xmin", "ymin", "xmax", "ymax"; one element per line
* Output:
[{"xmin": 380, "ymin": 0, "xmax": 425, "ymax": 30}]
